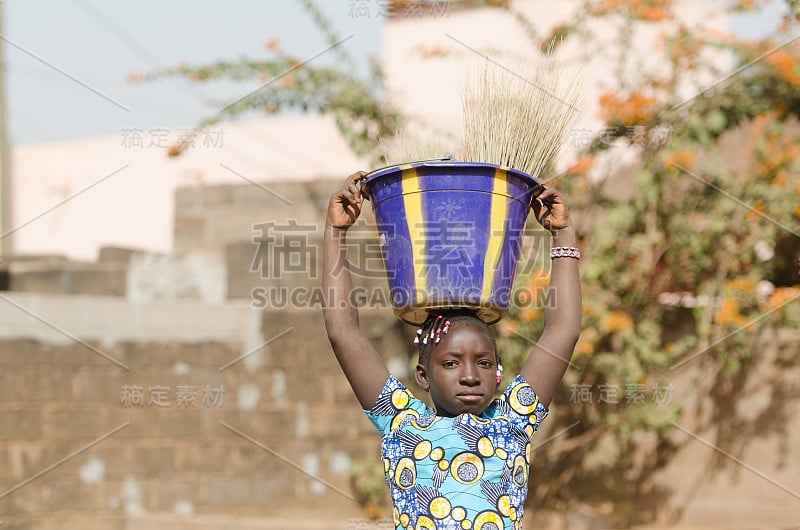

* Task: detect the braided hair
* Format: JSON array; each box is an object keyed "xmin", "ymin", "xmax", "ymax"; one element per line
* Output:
[{"xmin": 413, "ymin": 309, "xmax": 498, "ymax": 366}]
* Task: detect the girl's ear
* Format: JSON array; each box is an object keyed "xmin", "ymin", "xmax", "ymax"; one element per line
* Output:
[{"xmin": 415, "ymin": 363, "xmax": 429, "ymax": 391}]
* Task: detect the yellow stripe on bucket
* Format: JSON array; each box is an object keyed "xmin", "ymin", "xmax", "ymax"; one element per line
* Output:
[
  {"xmin": 401, "ymin": 166, "xmax": 427, "ymax": 298},
  {"xmin": 481, "ymin": 169, "xmax": 508, "ymax": 301}
]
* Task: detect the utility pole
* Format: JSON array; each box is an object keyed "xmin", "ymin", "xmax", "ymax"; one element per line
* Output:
[{"xmin": 0, "ymin": 3, "xmax": 11, "ymax": 259}]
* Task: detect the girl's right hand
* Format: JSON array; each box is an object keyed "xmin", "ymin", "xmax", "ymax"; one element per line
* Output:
[{"xmin": 327, "ymin": 171, "xmax": 366, "ymax": 229}]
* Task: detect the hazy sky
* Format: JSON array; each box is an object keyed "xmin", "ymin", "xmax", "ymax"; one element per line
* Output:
[
  {"xmin": 3, "ymin": 0, "xmax": 383, "ymax": 145},
  {"xmin": 2, "ymin": 0, "xmax": 786, "ymax": 146}
]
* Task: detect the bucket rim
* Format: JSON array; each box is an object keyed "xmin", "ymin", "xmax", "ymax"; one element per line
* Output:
[{"xmin": 362, "ymin": 160, "xmax": 541, "ymax": 188}]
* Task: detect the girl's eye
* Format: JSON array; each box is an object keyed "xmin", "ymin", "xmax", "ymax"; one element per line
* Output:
[
  {"xmin": 443, "ymin": 361, "xmax": 458, "ymax": 368},
  {"xmin": 479, "ymin": 361, "xmax": 493, "ymax": 368}
]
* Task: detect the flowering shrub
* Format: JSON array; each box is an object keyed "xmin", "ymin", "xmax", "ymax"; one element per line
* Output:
[{"xmin": 498, "ymin": 1, "xmax": 800, "ymax": 524}]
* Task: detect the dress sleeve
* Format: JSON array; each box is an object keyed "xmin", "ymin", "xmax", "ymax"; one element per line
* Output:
[
  {"xmin": 363, "ymin": 375, "xmax": 431, "ymax": 436},
  {"xmin": 499, "ymin": 374, "xmax": 550, "ymax": 433}
]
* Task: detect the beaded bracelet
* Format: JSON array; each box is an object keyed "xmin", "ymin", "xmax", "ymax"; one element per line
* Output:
[{"xmin": 550, "ymin": 246, "xmax": 581, "ymax": 259}]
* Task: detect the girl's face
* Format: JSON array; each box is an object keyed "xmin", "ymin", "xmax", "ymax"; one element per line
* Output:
[{"xmin": 415, "ymin": 323, "xmax": 498, "ymax": 418}]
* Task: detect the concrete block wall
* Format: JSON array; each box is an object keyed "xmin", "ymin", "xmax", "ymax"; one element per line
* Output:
[
  {"xmin": 173, "ymin": 179, "xmax": 387, "ymax": 307},
  {"xmin": 0, "ymin": 177, "xmax": 404, "ymax": 528},
  {"xmin": 173, "ymin": 180, "xmax": 348, "ymax": 254},
  {"xmin": 0, "ymin": 294, "xmax": 413, "ymax": 526},
  {"xmin": 7, "ymin": 257, "xmax": 127, "ymax": 297}
]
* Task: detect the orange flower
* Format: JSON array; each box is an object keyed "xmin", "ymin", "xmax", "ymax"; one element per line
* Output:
[
  {"xmin": 592, "ymin": 0, "xmax": 673, "ymax": 21},
  {"xmin": 715, "ymin": 298, "xmax": 748, "ymax": 326},
  {"xmin": 591, "ymin": 0, "xmax": 627, "ymax": 16},
  {"xmin": 650, "ymin": 77, "xmax": 675, "ymax": 91},
  {"xmin": 765, "ymin": 50, "xmax": 800, "ymax": 86},
  {"xmin": 414, "ymin": 44, "xmax": 452, "ymax": 58},
  {"xmin": 264, "ymin": 38, "xmax": 280, "ymax": 50},
  {"xmin": 664, "ymin": 150, "xmax": 696, "ymax": 170},
  {"xmin": 575, "ymin": 327, "xmax": 599, "ymax": 356},
  {"xmin": 744, "ymin": 201, "xmax": 766, "ymax": 221},
  {"xmin": 762, "ymin": 286, "xmax": 800, "ymax": 312},
  {"xmin": 582, "ymin": 303, "xmax": 601, "ymax": 318},
  {"xmin": 528, "ymin": 271, "xmax": 551, "ymax": 292},
  {"xmin": 602, "ymin": 311, "xmax": 634, "ymax": 333},
  {"xmin": 520, "ymin": 307, "xmax": 544, "ymax": 323},
  {"xmin": 280, "ymin": 75, "xmax": 297, "ymax": 88},
  {"xmin": 566, "ymin": 156, "xmax": 596, "ymax": 177},
  {"xmin": 732, "ymin": 0, "xmax": 758, "ymax": 9},
  {"xmin": 634, "ymin": 5, "xmax": 672, "ymax": 21},
  {"xmin": 725, "ymin": 277, "xmax": 757, "ymax": 294},
  {"xmin": 167, "ymin": 143, "xmax": 183, "ymax": 157},
  {"xmin": 599, "ymin": 91, "xmax": 658, "ymax": 126},
  {"xmin": 498, "ymin": 319, "xmax": 519, "ymax": 337},
  {"xmin": 125, "ymin": 70, "xmax": 142, "ymax": 83},
  {"xmin": 576, "ymin": 340, "xmax": 595, "ymax": 356}
]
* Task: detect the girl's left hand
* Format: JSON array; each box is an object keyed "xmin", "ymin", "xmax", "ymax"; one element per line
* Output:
[{"xmin": 532, "ymin": 187, "xmax": 572, "ymax": 231}]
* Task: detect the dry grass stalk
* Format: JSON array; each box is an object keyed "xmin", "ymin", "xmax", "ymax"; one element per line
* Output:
[
  {"xmin": 460, "ymin": 48, "xmax": 583, "ymax": 179},
  {"xmin": 380, "ymin": 123, "xmax": 454, "ymax": 167}
]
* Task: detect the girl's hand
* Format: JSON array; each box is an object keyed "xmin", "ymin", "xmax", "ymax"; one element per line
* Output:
[
  {"xmin": 532, "ymin": 187, "xmax": 572, "ymax": 231},
  {"xmin": 327, "ymin": 171, "xmax": 366, "ymax": 229}
]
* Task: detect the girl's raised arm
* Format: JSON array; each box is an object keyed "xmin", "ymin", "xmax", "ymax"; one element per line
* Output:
[
  {"xmin": 520, "ymin": 188, "xmax": 582, "ymax": 407},
  {"xmin": 323, "ymin": 172, "xmax": 389, "ymax": 409}
]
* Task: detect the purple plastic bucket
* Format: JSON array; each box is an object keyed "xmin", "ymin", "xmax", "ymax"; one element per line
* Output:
[{"xmin": 362, "ymin": 161, "xmax": 543, "ymax": 325}]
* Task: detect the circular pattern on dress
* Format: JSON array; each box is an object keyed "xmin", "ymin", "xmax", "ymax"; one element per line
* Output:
[
  {"xmin": 415, "ymin": 515, "xmax": 436, "ymax": 530},
  {"xmin": 395, "ymin": 457, "xmax": 417, "ymax": 489},
  {"xmin": 517, "ymin": 386, "xmax": 536, "ymax": 406},
  {"xmin": 391, "ymin": 388, "xmax": 410, "ymax": 409},
  {"xmin": 414, "ymin": 440, "xmax": 432, "ymax": 460},
  {"xmin": 450, "ymin": 452, "xmax": 484, "ymax": 485},
  {"xmin": 509, "ymin": 384, "xmax": 538, "ymax": 415},
  {"xmin": 430, "ymin": 447, "xmax": 444, "ymax": 461},
  {"xmin": 391, "ymin": 409, "xmax": 420, "ymax": 431},
  {"xmin": 474, "ymin": 510, "xmax": 503, "ymax": 530},
  {"xmin": 451, "ymin": 507, "xmax": 466, "ymax": 521},
  {"xmin": 524, "ymin": 424, "xmax": 534, "ymax": 438},
  {"xmin": 477, "ymin": 436, "xmax": 494, "ymax": 458},
  {"xmin": 429, "ymin": 496, "xmax": 451, "ymax": 519},
  {"xmin": 497, "ymin": 494, "xmax": 512, "ymax": 517},
  {"xmin": 512, "ymin": 455, "xmax": 527, "ymax": 487}
]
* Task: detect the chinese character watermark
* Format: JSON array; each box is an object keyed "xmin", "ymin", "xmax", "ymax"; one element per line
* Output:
[
  {"xmin": 120, "ymin": 127, "xmax": 224, "ymax": 149},
  {"xmin": 251, "ymin": 220, "xmax": 319, "ymax": 280},
  {"xmin": 120, "ymin": 385, "xmax": 225, "ymax": 408},
  {"xmin": 570, "ymin": 125, "xmax": 673, "ymax": 149},
  {"xmin": 568, "ymin": 383, "xmax": 673, "ymax": 405},
  {"xmin": 348, "ymin": 0, "xmax": 450, "ymax": 19},
  {"xmin": 346, "ymin": 518, "xmax": 395, "ymax": 530}
]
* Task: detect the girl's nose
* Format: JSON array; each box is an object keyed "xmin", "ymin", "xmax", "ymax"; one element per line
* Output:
[{"xmin": 460, "ymin": 366, "xmax": 481, "ymax": 385}]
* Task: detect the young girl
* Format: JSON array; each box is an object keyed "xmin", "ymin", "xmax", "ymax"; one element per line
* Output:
[{"xmin": 323, "ymin": 171, "xmax": 581, "ymax": 530}]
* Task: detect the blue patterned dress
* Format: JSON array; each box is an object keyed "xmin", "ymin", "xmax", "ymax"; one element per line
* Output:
[{"xmin": 364, "ymin": 375, "xmax": 549, "ymax": 530}]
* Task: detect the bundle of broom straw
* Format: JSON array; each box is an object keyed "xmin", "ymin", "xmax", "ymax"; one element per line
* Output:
[
  {"xmin": 461, "ymin": 50, "xmax": 583, "ymax": 179},
  {"xmin": 383, "ymin": 47, "xmax": 583, "ymax": 180}
]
